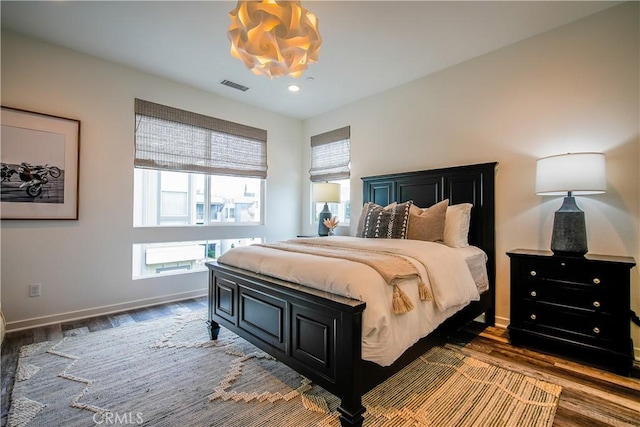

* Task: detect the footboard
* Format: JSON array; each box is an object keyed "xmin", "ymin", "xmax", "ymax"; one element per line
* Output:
[{"xmin": 206, "ymin": 261, "xmax": 367, "ymax": 426}]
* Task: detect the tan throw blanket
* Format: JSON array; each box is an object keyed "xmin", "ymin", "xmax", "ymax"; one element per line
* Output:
[{"xmin": 256, "ymin": 241, "xmax": 432, "ymax": 314}]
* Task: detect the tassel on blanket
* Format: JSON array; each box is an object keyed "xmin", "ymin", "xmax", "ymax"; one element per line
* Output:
[
  {"xmin": 392, "ymin": 286, "xmax": 414, "ymax": 314},
  {"xmin": 418, "ymin": 280, "xmax": 432, "ymax": 301}
]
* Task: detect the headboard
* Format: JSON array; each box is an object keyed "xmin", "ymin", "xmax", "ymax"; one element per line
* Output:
[{"xmin": 361, "ymin": 162, "xmax": 497, "ymax": 292}]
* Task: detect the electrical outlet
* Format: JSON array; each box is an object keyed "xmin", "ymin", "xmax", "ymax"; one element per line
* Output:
[{"xmin": 29, "ymin": 283, "xmax": 41, "ymax": 297}]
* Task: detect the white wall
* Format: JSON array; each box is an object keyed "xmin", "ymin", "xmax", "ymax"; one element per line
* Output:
[
  {"xmin": 301, "ymin": 3, "xmax": 640, "ymax": 354},
  {"xmin": 1, "ymin": 31, "xmax": 303, "ymax": 330}
]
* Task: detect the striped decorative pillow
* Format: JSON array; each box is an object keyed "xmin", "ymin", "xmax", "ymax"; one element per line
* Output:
[{"xmin": 360, "ymin": 201, "xmax": 413, "ymax": 239}]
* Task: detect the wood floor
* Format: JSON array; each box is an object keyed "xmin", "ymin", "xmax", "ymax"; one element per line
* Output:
[
  {"xmin": 2, "ymin": 298, "xmax": 638, "ymax": 427},
  {"xmin": 450, "ymin": 324, "xmax": 640, "ymax": 427}
]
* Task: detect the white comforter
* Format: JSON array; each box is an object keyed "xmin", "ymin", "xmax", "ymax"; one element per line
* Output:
[{"xmin": 216, "ymin": 236, "xmax": 480, "ymax": 366}]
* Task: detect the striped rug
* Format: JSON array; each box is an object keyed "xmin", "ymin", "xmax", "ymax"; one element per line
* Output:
[{"xmin": 8, "ymin": 310, "xmax": 561, "ymax": 427}]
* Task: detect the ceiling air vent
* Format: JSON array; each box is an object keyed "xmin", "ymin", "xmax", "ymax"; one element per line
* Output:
[{"xmin": 220, "ymin": 79, "xmax": 249, "ymax": 92}]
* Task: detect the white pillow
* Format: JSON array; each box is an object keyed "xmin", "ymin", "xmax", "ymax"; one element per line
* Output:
[{"xmin": 443, "ymin": 203, "xmax": 473, "ymax": 248}]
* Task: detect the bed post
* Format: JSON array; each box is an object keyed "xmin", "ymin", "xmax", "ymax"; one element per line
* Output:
[
  {"xmin": 207, "ymin": 269, "xmax": 221, "ymax": 340},
  {"xmin": 206, "ymin": 320, "xmax": 220, "ymax": 340},
  {"xmin": 337, "ymin": 404, "xmax": 365, "ymax": 427},
  {"xmin": 336, "ymin": 310, "xmax": 366, "ymax": 427}
]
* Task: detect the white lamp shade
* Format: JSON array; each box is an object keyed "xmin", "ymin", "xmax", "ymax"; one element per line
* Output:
[
  {"xmin": 535, "ymin": 152, "xmax": 606, "ymax": 196},
  {"xmin": 312, "ymin": 182, "xmax": 340, "ymax": 203}
]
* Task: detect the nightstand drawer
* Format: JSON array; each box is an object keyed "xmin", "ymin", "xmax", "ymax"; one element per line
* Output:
[
  {"xmin": 521, "ymin": 302, "xmax": 623, "ymax": 345},
  {"xmin": 518, "ymin": 258, "xmax": 618, "ymax": 287},
  {"xmin": 521, "ymin": 281, "xmax": 612, "ymax": 313}
]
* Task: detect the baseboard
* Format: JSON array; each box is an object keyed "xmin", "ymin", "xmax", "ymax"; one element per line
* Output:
[
  {"xmin": 5, "ymin": 290, "xmax": 207, "ymax": 332},
  {"xmin": 494, "ymin": 315, "xmax": 509, "ymax": 330}
]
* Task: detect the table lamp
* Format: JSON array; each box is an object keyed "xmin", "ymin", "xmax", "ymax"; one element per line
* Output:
[
  {"xmin": 535, "ymin": 152, "xmax": 606, "ymax": 256},
  {"xmin": 312, "ymin": 182, "xmax": 340, "ymax": 236}
]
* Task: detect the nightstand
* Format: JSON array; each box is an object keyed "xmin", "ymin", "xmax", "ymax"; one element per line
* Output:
[{"xmin": 507, "ymin": 249, "xmax": 636, "ymax": 375}]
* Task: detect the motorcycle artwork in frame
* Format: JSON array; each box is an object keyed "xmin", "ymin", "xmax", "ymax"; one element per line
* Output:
[{"xmin": 1, "ymin": 107, "xmax": 80, "ymax": 219}]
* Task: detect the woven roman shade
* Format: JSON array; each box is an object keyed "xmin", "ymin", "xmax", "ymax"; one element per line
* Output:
[
  {"xmin": 134, "ymin": 99, "xmax": 267, "ymax": 178},
  {"xmin": 309, "ymin": 126, "xmax": 350, "ymax": 182}
]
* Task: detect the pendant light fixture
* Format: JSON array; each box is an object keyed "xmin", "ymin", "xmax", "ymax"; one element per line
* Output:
[{"xmin": 227, "ymin": 0, "xmax": 322, "ymax": 79}]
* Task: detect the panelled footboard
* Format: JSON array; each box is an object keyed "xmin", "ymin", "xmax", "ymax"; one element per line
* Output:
[{"xmin": 206, "ymin": 261, "xmax": 368, "ymax": 426}]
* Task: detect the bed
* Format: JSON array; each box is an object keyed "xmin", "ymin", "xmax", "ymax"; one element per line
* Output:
[{"xmin": 206, "ymin": 162, "xmax": 497, "ymax": 427}]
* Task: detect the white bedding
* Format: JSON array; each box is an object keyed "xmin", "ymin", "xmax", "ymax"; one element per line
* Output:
[
  {"xmin": 456, "ymin": 245, "xmax": 489, "ymax": 293},
  {"xmin": 216, "ymin": 236, "xmax": 485, "ymax": 366}
]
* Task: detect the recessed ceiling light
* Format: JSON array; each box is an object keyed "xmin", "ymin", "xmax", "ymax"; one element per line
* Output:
[{"xmin": 288, "ymin": 84, "xmax": 301, "ymax": 92}]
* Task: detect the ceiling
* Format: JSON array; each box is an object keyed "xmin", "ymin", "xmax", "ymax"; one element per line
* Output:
[{"xmin": 1, "ymin": 1, "xmax": 621, "ymax": 120}]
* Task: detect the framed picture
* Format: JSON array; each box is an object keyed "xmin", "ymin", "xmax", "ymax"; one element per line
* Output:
[{"xmin": 1, "ymin": 107, "xmax": 80, "ymax": 219}]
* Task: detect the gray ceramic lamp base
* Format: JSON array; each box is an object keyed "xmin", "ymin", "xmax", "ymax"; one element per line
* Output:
[
  {"xmin": 317, "ymin": 202, "xmax": 332, "ymax": 236},
  {"xmin": 551, "ymin": 196, "xmax": 588, "ymax": 256}
]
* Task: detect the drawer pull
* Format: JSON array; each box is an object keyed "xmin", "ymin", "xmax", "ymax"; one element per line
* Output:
[
  {"xmin": 593, "ymin": 301, "xmax": 601, "ymax": 308},
  {"xmin": 593, "ymin": 277, "xmax": 601, "ymax": 285},
  {"xmin": 530, "ymin": 291, "xmax": 537, "ymax": 297},
  {"xmin": 560, "ymin": 262, "xmax": 566, "ymax": 267},
  {"xmin": 593, "ymin": 327, "xmax": 600, "ymax": 334},
  {"xmin": 530, "ymin": 270, "xmax": 537, "ymax": 277},
  {"xmin": 530, "ymin": 314, "xmax": 537, "ymax": 320}
]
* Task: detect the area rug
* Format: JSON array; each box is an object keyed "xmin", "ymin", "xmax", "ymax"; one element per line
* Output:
[{"xmin": 7, "ymin": 309, "xmax": 561, "ymax": 427}]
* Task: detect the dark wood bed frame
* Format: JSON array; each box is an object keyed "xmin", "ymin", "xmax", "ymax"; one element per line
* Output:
[{"xmin": 206, "ymin": 162, "xmax": 497, "ymax": 426}]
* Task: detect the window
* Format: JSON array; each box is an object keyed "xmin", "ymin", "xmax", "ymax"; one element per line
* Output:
[
  {"xmin": 133, "ymin": 99, "xmax": 267, "ymax": 227},
  {"xmin": 133, "ymin": 99, "xmax": 267, "ymax": 278},
  {"xmin": 132, "ymin": 238, "xmax": 262, "ymax": 279},
  {"xmin": 134, "ymin": 169, "xmax": 262, "ymax": 226},
  {"xmin": 310, "ymin": 126, "xmax": 350, "ymax": 224}
]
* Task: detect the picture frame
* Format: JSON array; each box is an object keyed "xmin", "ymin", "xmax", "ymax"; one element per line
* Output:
[{"xmin": 1, "ymin": 107, "xmax": 80, "ymax": 219}]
